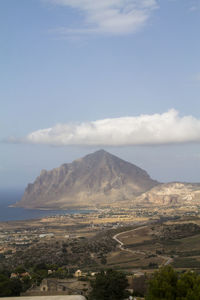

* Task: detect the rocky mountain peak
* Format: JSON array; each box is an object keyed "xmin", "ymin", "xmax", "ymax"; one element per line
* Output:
[{"xmin": 15, "ymin": 150, "xmax": 159, "ymax": 209}]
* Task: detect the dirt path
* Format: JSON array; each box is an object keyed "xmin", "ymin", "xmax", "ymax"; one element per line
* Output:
[
  {"xmin": 113, "ymin": 226, "xmax": 147, "ymax": 256},
  {"xmin": 112, "ymin": 225, "xmax": 173, "ymax": 266}
]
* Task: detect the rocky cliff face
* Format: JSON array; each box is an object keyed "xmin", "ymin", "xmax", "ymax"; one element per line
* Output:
[
  {"xmin": 15, "ymin": 150, "xmax": 158, "ymax": 209},
  {"xmin": 136, "ymin": 182, "xmax": 200, "ymax": 206}
]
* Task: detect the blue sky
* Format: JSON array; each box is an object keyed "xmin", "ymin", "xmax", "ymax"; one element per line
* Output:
[{"xmin": 1, "ymin": 0, "xmax": 200, "ymax": 189}]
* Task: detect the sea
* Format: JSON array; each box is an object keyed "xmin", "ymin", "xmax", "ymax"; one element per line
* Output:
[{"xmin": 0, "ymin": 189, "xmax": 91, "ymax": 222}]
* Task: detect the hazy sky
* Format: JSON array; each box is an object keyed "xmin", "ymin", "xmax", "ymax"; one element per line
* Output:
[{"xmin": 1, "ymin": 0, "xmax": 200, "ymax": 189}]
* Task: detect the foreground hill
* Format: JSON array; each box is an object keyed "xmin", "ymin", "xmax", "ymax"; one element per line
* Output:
[{"xmin": 15, "ymin": 150, "xmax": 158, "ymax": 209}]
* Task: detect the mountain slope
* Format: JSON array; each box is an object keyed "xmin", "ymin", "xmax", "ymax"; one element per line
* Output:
[
  {"xmin": 15, "ymin": 150, "xmax": 158, "ymax": 209},
  {"xmin": 135, "ymin": 182, "xmax": 200, "ymax": 206}
]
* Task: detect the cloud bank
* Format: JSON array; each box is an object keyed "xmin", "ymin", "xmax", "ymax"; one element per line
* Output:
[
  {"xmin": 9, "ymin": 110, "xmax": 200, "ymax": 146},
  {"xmin": 46, "ymin": 0, "xmax": 158, "ymax": 36}
]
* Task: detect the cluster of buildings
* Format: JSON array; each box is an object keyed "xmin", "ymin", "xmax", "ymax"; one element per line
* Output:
[{"xmin": 0, "ymin": 228, "xmax": 55, "ymax": 256}]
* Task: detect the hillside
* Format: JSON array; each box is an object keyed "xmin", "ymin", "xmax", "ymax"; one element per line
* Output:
[{"xmin": 136, "ymin": 182, "xmax": 200, "ymax": 206}]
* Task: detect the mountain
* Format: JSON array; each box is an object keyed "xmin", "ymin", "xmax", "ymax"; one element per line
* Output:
[
  {"xmin": 15, "ymin": 150, "xmax": 159, "ymax": 209},
  {"xmin": 135, "ymin": 182, "xmax": 200, "ymax": 206}
]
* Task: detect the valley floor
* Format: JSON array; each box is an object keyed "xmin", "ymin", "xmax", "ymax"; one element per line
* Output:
[{"xmin": 0, "ymin": 205, "xmax": 200, "ymax": 273}]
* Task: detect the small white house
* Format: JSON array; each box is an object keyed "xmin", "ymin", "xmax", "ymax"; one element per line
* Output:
[{"xmin": 74, "ymin": 270, "xmax": 82, "ymax": 277}]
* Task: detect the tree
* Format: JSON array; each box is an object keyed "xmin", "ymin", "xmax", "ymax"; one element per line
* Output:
[
  {"xmin": 89, "ymin": 269, "xmax": 129, "ymax": 300},
  {"xmin": 176, "ymin": 271, "xmax": 200, "ymax": 300},
  {"xmin": 146, "ymin": 266, "xmax": 200, "ymax": 300},
  {"xmin": 146, "ymin": 266, "xmax": 178, "ymax": 300},
  {"xmin": 9, "ymin": 278, "xmax": 22, "ymax": 296},
  {"xmin": 0, "ymin": 274, "xmax": 12, "ymax": 297},
  {"xmin": 0, "ymin": 274, "xmax": 22, "ymax": 297}
]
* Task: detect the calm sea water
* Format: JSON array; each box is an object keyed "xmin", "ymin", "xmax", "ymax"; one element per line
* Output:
[{"xmin": 0, "ymin": 189, "xmax": 90, "ymax": 222}]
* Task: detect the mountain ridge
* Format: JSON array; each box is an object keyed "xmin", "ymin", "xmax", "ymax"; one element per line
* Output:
[{"xmin": 15, "ymin": 150, "xmax": 159, "ymax": 209}]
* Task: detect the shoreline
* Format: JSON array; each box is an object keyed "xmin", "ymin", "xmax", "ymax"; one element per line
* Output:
[{"xmin": 0, "ymin": 203, "xmax": 94, "ymax": 223}]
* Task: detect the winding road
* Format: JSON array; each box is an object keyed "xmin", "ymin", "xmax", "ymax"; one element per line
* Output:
[{"xmin": 112, "ymin": 225, "xmax": 173, "ymax": 267}]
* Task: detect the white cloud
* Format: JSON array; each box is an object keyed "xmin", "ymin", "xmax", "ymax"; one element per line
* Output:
[
  {"xmin": 9, "ymin": 109, "xmax": 200, "ymax": 146},
  {"xmin": 45, "ymin": 0, "xmax": 158, "ymax": 36}
]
